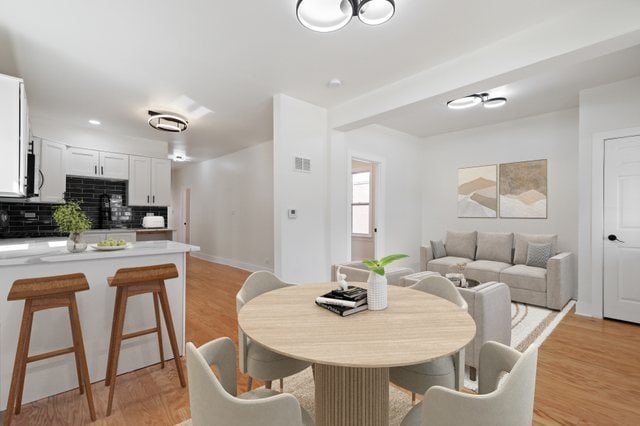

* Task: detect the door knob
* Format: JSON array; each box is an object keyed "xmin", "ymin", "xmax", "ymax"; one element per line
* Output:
[{"xmin": 608, "ymin": 234, "xmax": 625, "ymax": 243}]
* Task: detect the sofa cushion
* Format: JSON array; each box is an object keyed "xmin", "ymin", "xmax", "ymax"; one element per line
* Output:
[
  {"xmin": 430, "ymin": 240, "xmax": 447, "ymax": 259},
  {"xmin": 513, "ymin": 233, "xmax": 557, "ymax": 265},
  {"xmin": 526, "ymin": 242, "xmax": 553, "ymax": 268},
  {"xmin": 465, "ymin": 260, "xmax": 512, "ymax": 283},
  {"xmin": 445, "ymin": 231, "xmax": 477, "ymax": 260},
  {"xmin": 475, "ymin": 232, "xmax": 514, "ymax": 264},
  {"xmin": 500, "ymin": 264, "xmax": 547, "ymax": 293},
  {"xmin": 427, "ymin": 256, "xmax": 472, "ymax": 276}
]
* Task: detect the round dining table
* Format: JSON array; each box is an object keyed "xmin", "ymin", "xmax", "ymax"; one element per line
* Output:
[{"xmin": 238, "ymin": 282, "xmax": 476, "ymax": 426}]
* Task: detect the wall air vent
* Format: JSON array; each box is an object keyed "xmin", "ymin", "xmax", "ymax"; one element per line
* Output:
[{"xmin": 294, "ymin": 156, "xmax": 311, "ymax": 173}]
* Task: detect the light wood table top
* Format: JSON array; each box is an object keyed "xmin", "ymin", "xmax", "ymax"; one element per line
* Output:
[{"xmin": 238, "ymin": 282, "xmax": 476, "ymax": 368}]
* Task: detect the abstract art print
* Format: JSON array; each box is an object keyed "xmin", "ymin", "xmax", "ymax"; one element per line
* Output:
[
  {"xmin": 458, "ymin": 165, "xmax": 497, "ymax": 218},
  {"xmin": 499, "ymin": 159, "xmax": 548, "ymax": 218}
]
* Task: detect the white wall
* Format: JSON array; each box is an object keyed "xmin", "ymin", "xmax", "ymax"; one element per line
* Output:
[
  {"xmin": 171, "ymin": 141, "xmax": 274, "ymax": 271},
  {"xmin": 420, "ymin": 109, "xmax": 579, "ymax": 293},
  {"xmin": 330, "ymin": 125, "xmax": 423, "ymax": 271},
  {"xmin": 273, "ymin": 94, "xmax": 330, "ymax": 282},
  {"xmin": 32, "ymin": 116, "xmax": 168, "ymax": 158},
  {"xmin": 577, "ymin": 76, "xmax": 640, "ymax": 317}
]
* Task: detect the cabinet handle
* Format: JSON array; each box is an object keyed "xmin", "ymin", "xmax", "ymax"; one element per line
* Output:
[
  {"xmin": 94, "ymin": 165, "xmax": 97, "ymax": 175},
  {"xmin": 153, "ymin": 195, "xmax": 155, "ymax": 204},
  {"xmin": 101, "ymin": 166, "xmax": 104, "ymax": 175},
  {"xmin": 147, "ymin": 195, "xmax": 150, "ymax": 203}
]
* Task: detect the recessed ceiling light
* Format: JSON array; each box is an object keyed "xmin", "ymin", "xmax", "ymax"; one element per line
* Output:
[
  {"xmin": 89, "ymin": 119, "xmax": 101, "ymax": 125},
  {"xmin": 483, "ymin": 97, "xmax": 507, "ymax": 109},
  {"xmin": 447, "ymin": 94, "xmax": 483, "ymax": 110},
  {"xmin": 328, "ymin": 78, "xmax": 343, "ymax": 88}
]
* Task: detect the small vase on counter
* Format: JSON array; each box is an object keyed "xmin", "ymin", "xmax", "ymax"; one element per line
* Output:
[
  {"xmin": 367, "ymin": 271, "xmax": 388, "ymax": 311},
  {"xmin": 67, "ymin": 232, "xmax": 88, "ymax": 253}
]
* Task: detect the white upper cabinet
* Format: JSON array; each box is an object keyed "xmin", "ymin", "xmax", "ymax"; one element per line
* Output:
[
  {"xmin": 129, "ymin": 156, "xmax": 152, "ymax": 206},
  {"xmin": 67, "ymin": 147, "xmax": 100, "ymax": 177},
  {"xmin": 128, "ymin": 156, "xmax": 171, "ymax": 207},
  {"xmin": 39, "ymin": 139, "xmax": 66, "ymax": 203},
  {"xmin": 100, "ymin": 151, "xmax": 129, "ymax": 180},
  {"xmin": 67, "ymin": 147, "xmax": 129, "ymax": 180},
  {"xmin": 0, "ymin": 74, "xmax": 27, "ymax": 197},
  {"xmin": 151, "ymin": 158, "xmax": 171, "ymax": 206}
]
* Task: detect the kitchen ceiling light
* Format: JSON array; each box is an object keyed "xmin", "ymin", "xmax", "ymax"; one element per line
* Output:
[
  {"xmin": 483, "ymin": 97, "xmax": 507, "ymax": 109},
  {"xmin": 148, "ymin": 111, "xmax": 188, "ymax": 133},
  {"xmin": 89, "ymin": 119, "xmax": 101, "ymax": 125},
  {"xmin": 447, "ymin": 94, "xmax": 483, "ymax": 110},
  {"xmin": 358, "ymin": 0, "xmax": 395, "ymax": 26},
  {"xmin": 328, "ymin": 78, "xmax": 343, "ymax": 88},
  {"xmin": 447, "ymin": 93, "xmax": 508, "ymax": 110},
  {"xmin": 296, "ymin": 0, "xmax": 355, "ymax": 33},
  {"xmin": 297, "ymin": 0, "xmax": 395, "ymax": 32}
]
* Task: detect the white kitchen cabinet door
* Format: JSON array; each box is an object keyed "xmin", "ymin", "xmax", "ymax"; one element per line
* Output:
[
  {"xmin": 39, "ymin": 139, "xmax": 66, "ymax": 203},
  {"xmin": 99, "ymin": 152, "xmax": 129, "ymax": 180},
  {"xmin": 67, "ymin": 147, "xmax": 99, "ymax": 177},
  {"xmin": 151, "ymin": 158, "xmax": 171, "ymax": 206},
  {"xmin": 0, "ymin": 75, "xmax": 23, "ymax": 196},
  {"xmin": 128, "ymin": 155, "xmax": 151, "ymax": 206}
]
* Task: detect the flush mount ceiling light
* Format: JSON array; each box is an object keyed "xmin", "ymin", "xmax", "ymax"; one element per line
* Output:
[
  {"xmin": 148, "ymin": 110, "xmax": 188, "ymax": 133},
  {"xmin": 296, "ymin": 0, "xmax": 395, "ymax": 33},
  {"xmin": 88, "ymin": 119, "xmax": 101, "ymax": 125},
  {"xmin": 447, "ymin": 93, "xmax": 508, "ymax": 110}
]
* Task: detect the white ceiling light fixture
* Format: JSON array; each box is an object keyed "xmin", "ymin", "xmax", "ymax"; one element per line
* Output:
[
  {"xmin": 88, "ymin": 119, "xmax": 101, "ymax": 125},
  {"xmin": 447, "ymin": 93, "xmax": 508, "ymax": 110},
  {"xmin": 296, "ymin": 0, "xmax": 395, "ymax": 33},
  {"xmin": 327, "ymin": 78, "xmax": 343, "ymax": 88},
  {"xmin": 148, "ymin": 110, "xmax": 188, "ymax": 133}
]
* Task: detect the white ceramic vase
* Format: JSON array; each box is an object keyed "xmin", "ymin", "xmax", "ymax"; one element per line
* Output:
[{"xmin": 367, "ymin": 272, "xmax": 388, "ymax": 311}]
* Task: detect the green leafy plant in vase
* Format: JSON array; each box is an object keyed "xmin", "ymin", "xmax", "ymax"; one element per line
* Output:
[
  {"xmin": 362, "ymin": 254, "xmax": 409, "ymax": 310},
  {"xmin": 52, "ymin": 201, "xmax": 92, "ymax": 253}
]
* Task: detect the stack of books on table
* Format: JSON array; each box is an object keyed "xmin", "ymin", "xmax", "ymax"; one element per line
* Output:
[{"xmin": 315, "ymin": 286, "xmax": 368, "ymax": 317}]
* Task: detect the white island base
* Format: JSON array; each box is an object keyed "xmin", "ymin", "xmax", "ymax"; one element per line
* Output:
[{"xmin": 0, "ymin": 240, "xmax": 199, "ymax": 411}]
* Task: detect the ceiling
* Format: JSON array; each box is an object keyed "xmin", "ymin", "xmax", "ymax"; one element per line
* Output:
[
  {"xmin": 375, "ymin": 45, "xmax": 640, "ymax": 138},
  {"xmin": 0, "ymin": 0, "xmax": 594, "ymax": 161}
]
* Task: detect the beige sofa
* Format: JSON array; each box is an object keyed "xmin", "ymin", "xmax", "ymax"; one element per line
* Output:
[
  {"xmin": 421, "ymin": 231, "xmax": 573, "ymax": 310},
  {"xmin": 331, "ymin": 261, "xmax": 414, "ymax": 286}
]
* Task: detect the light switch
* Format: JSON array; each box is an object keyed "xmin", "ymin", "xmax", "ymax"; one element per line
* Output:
[{"xmin": 288, "ymin": 209, "xmax": 297, "ymax": 219}]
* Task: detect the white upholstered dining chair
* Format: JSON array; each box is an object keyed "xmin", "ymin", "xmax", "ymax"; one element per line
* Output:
[
  {"xmin": 401, "ymin": 341, "xmax": 538, "ymax": 426},
  {"xmin": 236, "ymin": 271, "xmax": 310, "ymax": 391},
  {"xmin": 389, "ymin": 275, "xmax": 468, "ymax": 403},
  {"xmin": 186, "ymin": 338, "xmax": 313, "ymax": 426}
]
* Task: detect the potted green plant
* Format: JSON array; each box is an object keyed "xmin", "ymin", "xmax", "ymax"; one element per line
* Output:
[
  {"xmin": 52, "ymin": 201, "xmax": 92, "ymax": 253},
  {"xmin": 362, "ymin": 254, "xmax": 409, "ymax": 310}
]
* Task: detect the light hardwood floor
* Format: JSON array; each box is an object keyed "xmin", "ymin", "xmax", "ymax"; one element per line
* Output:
[{"xmin": 4, "ymin": 256, "xmax": 640, "ymax": 425}]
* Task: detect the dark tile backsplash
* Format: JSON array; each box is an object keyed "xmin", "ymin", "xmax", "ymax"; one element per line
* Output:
[{"xmin": 0, "ymin": 177, "xmax": 167, "ymax": 239}]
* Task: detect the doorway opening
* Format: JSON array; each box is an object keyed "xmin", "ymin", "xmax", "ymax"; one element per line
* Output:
[{"xmin": 350, "ymin": 159, "xmax": 378, "ymax": 261}]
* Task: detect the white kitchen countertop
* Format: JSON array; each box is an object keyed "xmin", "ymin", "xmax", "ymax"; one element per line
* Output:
[{"xmin": 0, "ymin": 239, "xmax": 199, "ymax": 266}]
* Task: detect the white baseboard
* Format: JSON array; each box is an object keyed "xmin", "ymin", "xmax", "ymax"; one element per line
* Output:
[
  {"xmin": 190, "ymin": 252, "xmax": 273, "ymax": 273},
  {"xmin": 575, "ymin": 301, "xmax": 594, "ymax": 318}
]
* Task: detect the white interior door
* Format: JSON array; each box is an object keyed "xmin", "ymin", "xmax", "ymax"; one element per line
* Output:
[{"xmin": 604, "ymin": 135, "xmax": 640, "ymax": 324}]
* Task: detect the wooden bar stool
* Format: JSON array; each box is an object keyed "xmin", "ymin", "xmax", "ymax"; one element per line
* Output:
[
  {"xmin": 4, "ymin": 273, "xmax": 96, "ymax": 425},
  {"xmin": 104, "ymin": 263, "xmax": 186, "ymax": 416}
]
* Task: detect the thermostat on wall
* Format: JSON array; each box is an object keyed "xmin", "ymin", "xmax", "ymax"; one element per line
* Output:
[{"xmin": 288, "ymin": 209, "xmax": 297, "ymax": 219}]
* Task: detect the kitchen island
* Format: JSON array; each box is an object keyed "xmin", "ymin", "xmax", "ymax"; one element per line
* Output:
[{"xmin": 0, "ymin": 239, "xmax": 199, "ymax": 410}]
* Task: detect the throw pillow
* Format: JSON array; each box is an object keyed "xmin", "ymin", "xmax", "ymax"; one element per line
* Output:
[
  {"xmin": 514, "ymin": 233, "xmax": 558, "ymax": 265},
  {"xmin": 430, "ymin": 240, "xmax": 447, "ymax": 259},
  {"xmin": 445, "ymin": 231, "xmax": 477, "ymax": 260},
  {"xmin": 526, "ymin": 243, "xmax": 552, "ymax": 268},
  {"xmin": 475, "ymin": 232, "xmax": 514, "ymax": 264}
]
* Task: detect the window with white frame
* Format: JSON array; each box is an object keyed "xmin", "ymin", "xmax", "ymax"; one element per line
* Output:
[{"xmin": 352, "ymin": 171, "xmax": 371, "ymax": 236}]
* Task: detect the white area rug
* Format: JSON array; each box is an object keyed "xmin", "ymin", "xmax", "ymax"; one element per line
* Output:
[{"xmin": 179, "ymin": 300, "xmax": 576, "ymax": 426}]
